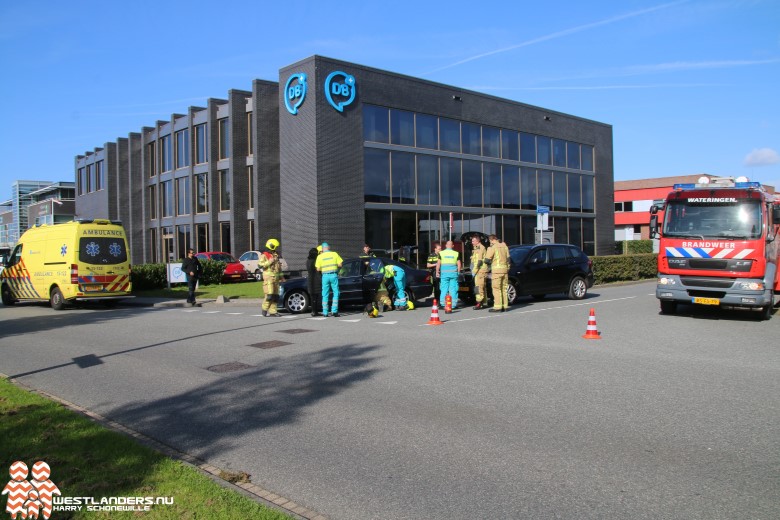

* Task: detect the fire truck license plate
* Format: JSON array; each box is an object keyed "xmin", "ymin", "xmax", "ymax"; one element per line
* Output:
[{"xmin": 692, "ymin": 297, "xmax": 720, "ymax": 306}]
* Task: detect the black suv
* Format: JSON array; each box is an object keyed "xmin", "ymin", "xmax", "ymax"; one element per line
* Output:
[{"xmin": 459, "ymin": 243, "xmax": 595, "ymax": 305}]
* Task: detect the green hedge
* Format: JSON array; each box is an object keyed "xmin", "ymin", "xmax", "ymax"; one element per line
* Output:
[
  {"xmin": 131, "ymin": 260, "xmax": 226, "ymax": 290},
  {"xmin": 614, "ymin": 239, "xmax": 654, "ymax": 255},
  {"xmin": 592, "ymin": 253, "xmax": 657, "ymax": 285}
]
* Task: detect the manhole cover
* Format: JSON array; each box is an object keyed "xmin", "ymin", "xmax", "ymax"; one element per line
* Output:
[
  {"xmin": 249, "ymin": 340, "xmax": 293, "ymax": 349},
  {"xmin": 207, "ymin": 362, "xmax": 254, "ymax": 373},
  {"xmin": 278, "ymin": 328, "xmax": 316, "ymax": 335}
]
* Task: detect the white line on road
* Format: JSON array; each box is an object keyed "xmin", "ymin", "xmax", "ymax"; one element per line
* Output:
[
  {"xmin": 421, "ymin": 296, "xmax": 638, "ymax": 325},
  {"xmin": 340, "ymin": 319, "xmax": 361, "ymax": 322},
  {"xmin": 226, "ymin": 312, "xmax": 244, "ymax": 315},
  {"xmin": 377, "ymin": 321, "xmax": 398, "ymax": 325},
  {"xmin": 180, "ymin": 310, "xmax": 200, "ymax": 313},
  {"xmin": 202, "ymin": 311, "xmax": 221, "ymax": 314},
  {"xmin": 308, "ymin": 317, "xmax": 327, "ymax": 321}
]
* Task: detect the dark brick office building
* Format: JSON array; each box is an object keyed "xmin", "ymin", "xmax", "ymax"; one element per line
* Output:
[{"xmin": 76, "ymin": 56, "xmax": 614, "ymax": 269}]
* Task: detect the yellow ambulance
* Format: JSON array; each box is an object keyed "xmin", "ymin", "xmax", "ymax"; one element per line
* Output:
[{"xmin": 1, "ymin": 219, "xmax": 132, "ymax": 310}]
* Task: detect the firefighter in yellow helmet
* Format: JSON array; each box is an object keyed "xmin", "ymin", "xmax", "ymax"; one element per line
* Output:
[
  {"xmin": 470, "ymin": 235, "xmax": 489, "ymax": 309},
  {"xmin": 485, "ymin": 235, "xmax": 510, "ymax": 312},
  {"xmin": 259, "ymin": 238, "xmax": 283, "ymax": 317}
]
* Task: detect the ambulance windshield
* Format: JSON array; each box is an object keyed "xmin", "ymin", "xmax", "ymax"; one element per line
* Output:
[
  {"xmin": 79, "ymin": 237, "xmax": 128, "ymax": 264},
  {"xmin": 662, "ymin": 200, "xmax": 761, "ymax": 240}
]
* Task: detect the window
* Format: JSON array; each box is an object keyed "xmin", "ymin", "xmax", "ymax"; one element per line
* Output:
[
  {"xmin": 569, "ymin": 218, "xmax": 582, "ymax": 248},
  {"xmin": 615, "ymin": 201, "xmax": 633, "ymax": 212},
  {"xmin": 390, "ymin": 109, "xmax": 414, "ymax": 146},
  {"xmin": 461, "ymin": 123, "xmax": 480, "ymax": 155},
  {"xmin": 416, "ymin": 155, "xmax": 438, "ymax": 206},
  {"xmin": 218, "ymin": 119, "xmax": 230, "ymax": 159},
  {"xmin": 537, "ymin": 136, "xmax": 552, "ymax": 165},
  {"xmin": 87, "ymin": 164, "xmax": 95, "ymax": 193},
  {"xmin": 482, "ymin": 126, "xmax": 500, "ymax": 158},
  {"xmin": 538, "ymin": 170, "xmax": 552, "ymax": 208},
  {"xmin": 175, "ymin": 129, "xmax": 190, "ymax": 169},
  {"xmin": 501, "ymin": 130, "xmax": 519, "ymax": 161},
  {"xmin": 567, "ymin": 142, "xmax": 580, "ymax": 170},
  {"xmin": 582, "ymin": 176, "xmax": 594, "ymax": 213},
  {"xmin": 77, "ymin": 168, "xmax": 85, "ymax": 196},
  {"xmin": 247, "ymin": 166, "xmax": 254, "ymax": 209},
  {"xmin": 484, "ymin": 163, "xmax": 501, "ymax": 208},
  {"xmin": 363, "ymin": 105, "xmax": 389, "ymax": 143},
  {"xmin": 248, "ymin": 220, "xmax": 255, "ymax": 251},
  {"xmin": 365, "ymin": 210, "xmax": 391, "ymax": 252},
  {"xmin": 149, "ymin": 228, "xmax": 158, "ymax": 263},
  {"xmin": 550, "ymin": 246, "xmax": 567, "ymax": 262},
  {"xmin": 147, "ymin": 141, "xmax": 157, "ymax": 176},
  {"xmin": 581, "ymin": 145, "xmax": 594, "ymax": 172},
  {"xmin": 195, "ymin": 124, "xmax": 208, "ymax": 164},
  {"xmin": 440, "ymin": 158, "xmax": 461, "ymax": 206},
  {"xmin": 391, "ymin": 152, "xmax": 415, "ymax": 204},
  {"xmin": 177, "ymin": 225, "xmax": 190, "ymax": 260},
  {"xmin": 79, "ymin": 236, "xmax": 127, "ymax": 264},
  {"xmin": 219, "ymin": 169, "xmax": 231, "ymax": 210},
  {"xmin": 364, "ymin": 149, "xmax": 390, "ymax": 203},
  {"xmin": 521, "ymin": 167, "xmax": 537, "ymax": 210},
  {"xmin": 554, "ymin": 172, "xmax": 567, "ymax": 212},
  {"xmin": 95, "ymin": 161, "xmax": 105, "ymax": 191},
  {"xmin": 633, "ymin": 224, "xmax": 642, "ymax": 234},
  {"xmin": 161, "ymin": 226, "xmax": 174, "ymax": 261},
  {"xmin": 529, "ymin": 248, "xmax": 548, "ymax": 264},
  {"xmin": 176, "ymin": 176, "xmax": 190, "ymax": 215},
  {"xmin": 552, "ymin": 138, "xmax": 566, "ymax": 168},
  {"xmin": 160, "ymin": 134, "xmax": 172, "ymax": 172},
  {"xmin": 246, "ymin": 112, "xmax": 253, "ymax": 156},
  {"xmin": 415, "ymin": 114, "xmax": 437, "ymax": 149},
  {"xmin": 568, "ymin": 173, "xmax": 581, "ymax": 212},
  {"xmin": 502, "ymin": 165, "xmax": 520, "ymax": 209},
  {"xmin": 462, "ymin": 160, "xmax": 482, "ymax": 207},
  {"xmin": 149, "ymin": 185, "xmax": 157, "ymax": 219},
  {"xmin": 195, "ymin": 174, "xmax": 208, "ymax": 213},
  {"xmin": 440, "ymin": 118, "xmax": 460, "ymax": 153},
  {"xmin": 220, "ymin": 222, "xmax": 231, "ymax": 252},
  {"xmin": 160, "ymin": 180, "xmax": 173, "ymax": 217},
  {"xmin": 520, "ymin": 133, "xmax": 536, "ymax": 163},
  {"xmin": 339, "ymin": 260, "xmax": 362, "ymax": 278},
  {"xmin": 196, "ymin": 223, "xmax": 209, "ymax": 252}
]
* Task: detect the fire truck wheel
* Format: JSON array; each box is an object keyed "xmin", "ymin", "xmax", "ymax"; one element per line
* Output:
[
  {"xmin": 660, "ymin": 300, "xmax": 677, "ymax": 315},
  {"xmin": 759, "ymin": 304, "xmax": 772, "ymax": 321}
]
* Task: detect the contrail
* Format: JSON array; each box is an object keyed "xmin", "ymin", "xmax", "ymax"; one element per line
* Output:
[{"xmin": 423, "ymin": 0, "xmax": 689, "ymax": 75}]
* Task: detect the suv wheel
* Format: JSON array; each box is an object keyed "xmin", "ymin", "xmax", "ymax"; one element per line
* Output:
[
  {"xmin": 506, "ymin": 282, "xmax": 517, "ymax": 305},
  {"xmin": 568, "ymin": 276, "xmax": 587, "ymax": 300},
  {"xmin": 284, "ymin": 289, "xmax": 309, "ymax": 314}
]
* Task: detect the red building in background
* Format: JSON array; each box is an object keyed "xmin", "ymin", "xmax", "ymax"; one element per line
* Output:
[{"xmin": 614, "ymin": 174, "xmax": 775, "ymax": 241}]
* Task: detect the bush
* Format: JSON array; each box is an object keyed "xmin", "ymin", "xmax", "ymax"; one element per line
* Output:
[
  {"xmin": 625, "ymin": 240, "xmax": 653, "ymax": 254},
  {"xmin": 592, "ymin": 254, "xmax": 657, "ymax": 285},
  {"xmin": 130, "ymin": 263, "xmax": 166, "ymax": 291},
  {"xmin": 130, "ymin": 260, "xmax": 227, "ymax": 290}
]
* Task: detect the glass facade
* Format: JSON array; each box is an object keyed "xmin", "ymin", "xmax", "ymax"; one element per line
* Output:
[
  {"xmin": 175, "ymin": 129, "xmax": 190, "ymax": 169},
  {"xmin": 195, "ymin": 124, "xmax": 208, "ymax": 164},
  {"xmin": 362, "ymin": 105, "xmax": 598, "ymax": 261},
  {"xmin": 218, "ymin": 118, "xmax": 230, "ymax": 159},
  {"xmin": 160, "ymin": 134, "xmax": 172, "ymax": 172}
]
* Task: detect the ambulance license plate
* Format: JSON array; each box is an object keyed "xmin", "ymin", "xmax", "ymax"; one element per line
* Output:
[
  {"xmin": 692, "ymin": 297, "xmax": 719, "ymax": 306},
  {"xmin": 82, "ymin": 284, "xmax": 103, "ymax": 292}
]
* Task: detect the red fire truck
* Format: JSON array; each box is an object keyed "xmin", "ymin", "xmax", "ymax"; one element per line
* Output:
[{"xmin": 650, "ymin": 176, "xmax": 780, "ymax": 320}]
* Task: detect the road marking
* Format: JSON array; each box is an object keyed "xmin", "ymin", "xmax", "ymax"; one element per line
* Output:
[
  {"xmin": 281, "ymin": 315, "xmax": 297, "ymax": 318},
  {"xmin": 181, "ymin": 309, "xmax": 199, "ymax": 313},
  {"xmin": 377, "ymin": 321, "xmax": 397, "ymax": 325},
  {"xmin": 340, "ymin": 319, "xmax": 361, "ymax": 322},
  {"xmin": 421, "ymin": 296, "xmax": 638, "ymax": 325},
  {"xmin": 202, "ymin": 311, "xmax": 221, "ymax": 314},
  {"xmin": 226, "ymin": 312, "xmax": 244, "ymax": 315},
  {"xmin": 308, "ymin": 317, "xmax": 327, "ymax": 321}
]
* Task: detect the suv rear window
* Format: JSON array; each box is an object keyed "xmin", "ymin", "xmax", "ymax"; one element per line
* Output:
[{"xmin": 79, "ymin": 237, "xmax": 127, "ymax": 264}]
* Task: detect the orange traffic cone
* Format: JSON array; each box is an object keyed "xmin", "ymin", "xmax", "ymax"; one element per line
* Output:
[
  {"xmin": 582, "ymin": 308, "xmax": 601, "ymax": 339},
  {"xmin": 444, "ymin": 294, "xmax": 452, "ymax": 314},
  {"xmin": 427, "ymin": 299, "xmax": 444, "ymax": 325}
]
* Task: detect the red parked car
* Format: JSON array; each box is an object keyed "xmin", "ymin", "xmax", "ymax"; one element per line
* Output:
[{"xmin": 195, "ymin": 252, "xmax": 250, "ymax": 283}]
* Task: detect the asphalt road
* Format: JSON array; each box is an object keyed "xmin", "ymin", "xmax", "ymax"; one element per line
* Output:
[{"xmin": 1, "ymin": 282, "xmax": 779, "ymax": 520}]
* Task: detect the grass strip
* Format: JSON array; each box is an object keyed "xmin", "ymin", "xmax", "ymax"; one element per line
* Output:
[
  {"xmin": 134, "ymin": 281, "xmax": 264, "ymax": 300},
  {"xmin": 0, "ymin": 378, "xmax": 292, "ymax": 520}
]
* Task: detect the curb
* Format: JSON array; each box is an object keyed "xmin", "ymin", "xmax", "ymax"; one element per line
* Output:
[{"xmin": 1, "ymin": 374, "xmax": 327, "ymax": 520}]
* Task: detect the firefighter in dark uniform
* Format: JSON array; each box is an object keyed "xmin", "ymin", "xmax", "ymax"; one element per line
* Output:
[
  {"xmin": 306, "ymin": 246, "xmax": 322, "ymax": 316},
  {"xmin": 426, "ymin": 242, "xmax": 442, "ymax": 304}
]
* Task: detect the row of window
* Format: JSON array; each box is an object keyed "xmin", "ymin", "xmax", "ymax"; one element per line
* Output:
[
  {"xmin": 148, "ymin": 167, "xmax": 255, "ymax": 219},
  {"xmin": 145, "ymin": 119, "xmax": 235, "ymax": 177},
  {"xmin": 365, "ymin": 150, "xmax": 595, "ymax": 213},
  {"xmin": 76, "ymin": 161, "xmax": 105, "ymax": 196},
  {"xmin": 365, "ymin": 210, "xmax": 596, "ymax": 265},
  {"xmin": 148, "ymin": 220, "xmax": 251, "ymax": 263},
  {"xmin": 363, "ymin": 105, "xmax": 595, "ymax": 172}
]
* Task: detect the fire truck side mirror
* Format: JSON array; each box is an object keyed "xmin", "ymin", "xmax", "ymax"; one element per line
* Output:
[{"xmin": 649, "ymin": 214, "xmax": 659, "ymax": 239}]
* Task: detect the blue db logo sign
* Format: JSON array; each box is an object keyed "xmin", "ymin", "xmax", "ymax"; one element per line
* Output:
[
  {"xmin": 284, "ymin": 73, "xmax": 307, "ymax": 115},
  {"xmin": 324, "ymin": 71, "xmax": 356, "ymax": 113}
]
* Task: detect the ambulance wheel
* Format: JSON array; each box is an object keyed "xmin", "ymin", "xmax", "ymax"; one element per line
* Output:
[
  {"xmin": 50, "ymin": 287, "xmax": 65, "ymax": 311},
  {"xmin": 1, "ymin": 284, "xmax": 15, "ymax": 306},
  {"xmin": 660, "ymin": 300, "xmax": 677, "ymax": 315}
]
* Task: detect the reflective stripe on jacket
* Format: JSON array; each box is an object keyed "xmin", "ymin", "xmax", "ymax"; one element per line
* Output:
[{"xmin": 315, "ymin": 251, "xmax": 343, "ymax": 273}]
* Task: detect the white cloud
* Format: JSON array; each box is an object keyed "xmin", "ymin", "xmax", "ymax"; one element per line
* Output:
[{"xmin": 744, "ymin": 148, "xmax": 780, "ymax": 167}]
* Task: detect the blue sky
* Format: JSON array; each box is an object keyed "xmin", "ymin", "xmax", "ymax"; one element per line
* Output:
[{"xmin": 1, "ymin": 0, "xmax": 778, "ymax": 200}]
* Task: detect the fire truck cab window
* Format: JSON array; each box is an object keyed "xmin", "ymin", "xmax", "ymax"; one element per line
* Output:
[{"xmin": 664, "ymin": 201, "xmax": 762, "ymax": 239}]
